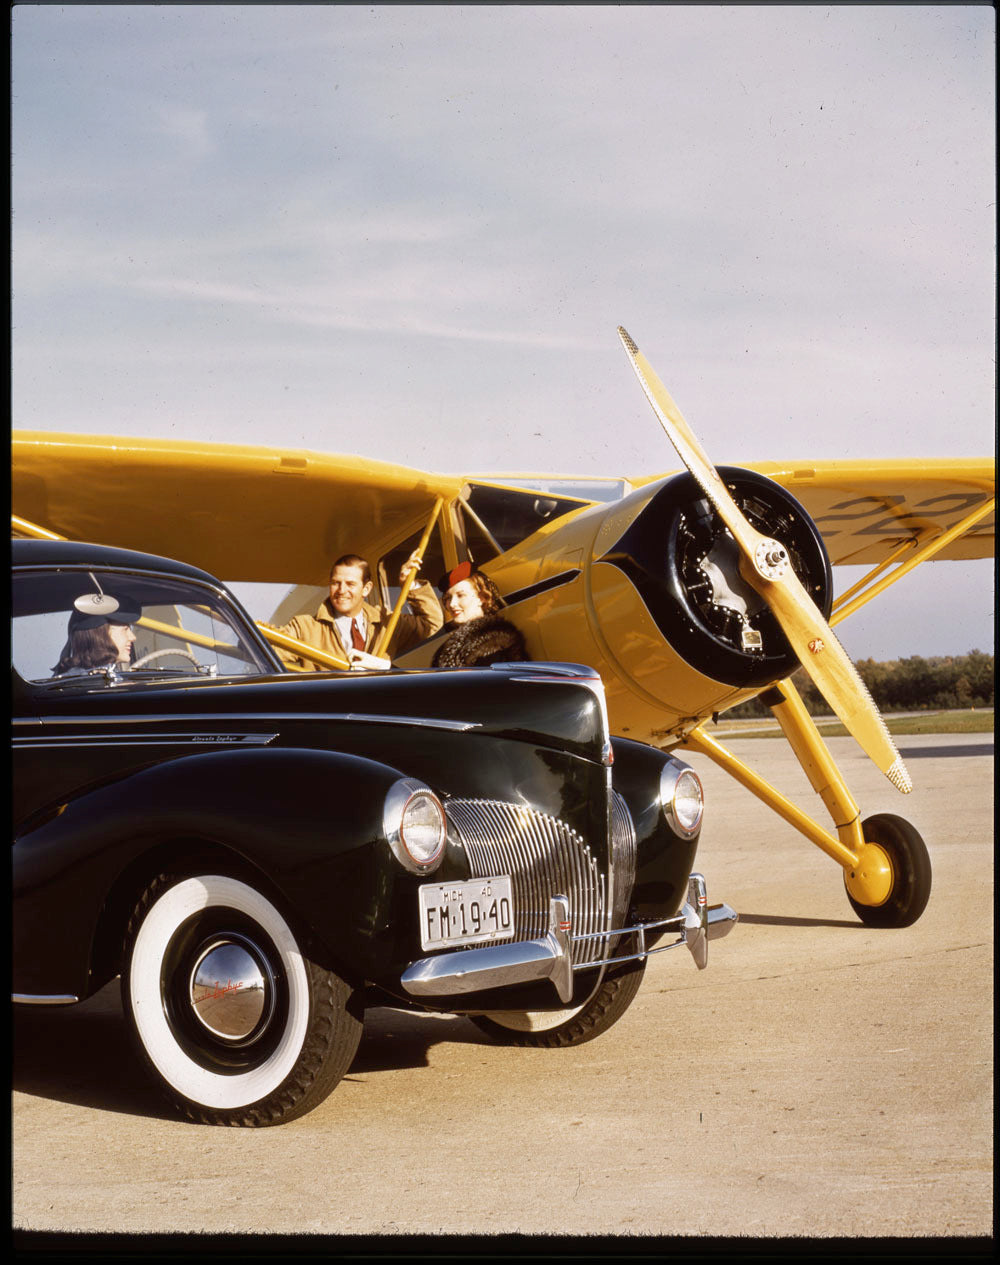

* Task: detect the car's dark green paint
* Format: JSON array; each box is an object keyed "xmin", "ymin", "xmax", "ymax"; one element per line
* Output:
[{"xmin": 12, "ymin": 537, "xmax": 719, "ymax": 1126}]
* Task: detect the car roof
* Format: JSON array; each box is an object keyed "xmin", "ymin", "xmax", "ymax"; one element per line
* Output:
[{"xmin": 11, "ymin": 538, "xmax": 225, "ymax": 587}]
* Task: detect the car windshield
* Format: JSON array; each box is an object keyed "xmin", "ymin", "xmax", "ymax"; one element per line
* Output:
[{"xmin": 12, "ymin": 567, "xmax": 276, "ymax": 685}]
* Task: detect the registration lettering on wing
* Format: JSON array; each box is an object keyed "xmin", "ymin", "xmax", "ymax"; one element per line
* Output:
[{"xmin": 418, "ymin": 876, "xmax": 515, "ymax": 951}]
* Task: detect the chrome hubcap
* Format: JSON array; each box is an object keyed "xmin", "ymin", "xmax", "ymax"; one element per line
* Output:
[{"xmin": 189, "ymin": 937, "xmax": 275, "ymax": 1040}]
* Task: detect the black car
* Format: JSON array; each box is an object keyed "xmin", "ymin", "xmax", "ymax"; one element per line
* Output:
[{"xmin": 12, "ymin": 538, "xmax": 736, "ymax": 1127}]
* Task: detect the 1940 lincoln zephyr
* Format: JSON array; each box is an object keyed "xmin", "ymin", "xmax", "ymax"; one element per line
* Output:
[{"xmin": 12, "ymin": 538, "xmax": 737, "ymax": 1126}]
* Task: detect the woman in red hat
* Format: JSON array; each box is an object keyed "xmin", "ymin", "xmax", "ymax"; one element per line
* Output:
[{"xmin": 431, "ymin": 562, "xmax": 528, "ymax": 668}]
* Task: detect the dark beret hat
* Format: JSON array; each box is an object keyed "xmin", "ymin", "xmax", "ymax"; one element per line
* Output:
[{"xmin": 69, "ymin": 600, "xmax": 141, "ymax": 631}]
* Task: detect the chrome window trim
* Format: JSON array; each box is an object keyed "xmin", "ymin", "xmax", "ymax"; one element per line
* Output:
[{"xmin": 11, "ymin": 561, "xmax": 284, "ymax": 675}]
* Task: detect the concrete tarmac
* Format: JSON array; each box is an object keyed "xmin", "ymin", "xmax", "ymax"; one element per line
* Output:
[{"xmin": 12, "ymin": 733, "xmax": 993, "ymax": 1241}]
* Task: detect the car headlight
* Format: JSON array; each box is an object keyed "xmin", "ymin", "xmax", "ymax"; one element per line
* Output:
[
  {"xmin": 383, "ymin": 778, "xmax": 447, "ymax": 873},
  {"xmin": 659, "ymin": 762, "xmax": 704, "ymax": 838}
]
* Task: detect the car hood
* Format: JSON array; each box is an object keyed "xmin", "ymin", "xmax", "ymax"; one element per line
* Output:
[{"xmin": 28, "ymin": 662, "xmax": 612, "ymax": 767}]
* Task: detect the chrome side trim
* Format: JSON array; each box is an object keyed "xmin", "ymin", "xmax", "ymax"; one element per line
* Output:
[
  {"xmin": 400, "ymin": 875, "xmax": 737, "ymax": 1000},
  {"xmin": 13, "ymin": 993, "xmax": 80, "ymax": 1005},
  {"xmin": 13, "ymin": 712, "xmax": 481, "ymax": 732},
  {"xmin": 344, "ymin": 714, "xmax": 481, "ymax": 731},
  {"xmin": 13, "ymin": 733, "xmax": 279, "ymax": 748},
  {"xmin": 495, "ymin": 661, "xmax": 601, "ymax": 680}
]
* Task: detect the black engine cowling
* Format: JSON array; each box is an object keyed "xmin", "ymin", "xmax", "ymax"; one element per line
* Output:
[{"xmin": 599, "ymin": 467, "xmax": 833, "ymax": 689}]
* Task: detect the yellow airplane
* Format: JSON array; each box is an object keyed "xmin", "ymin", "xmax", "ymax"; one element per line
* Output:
[{"xmin": 11, "ymin": 328, "xmax": 994, "ymax": 929}]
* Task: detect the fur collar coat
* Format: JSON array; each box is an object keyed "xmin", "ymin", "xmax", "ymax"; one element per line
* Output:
[{"xmin": 431, "ymin": 613, "xmax": 528, "ymax": 668}]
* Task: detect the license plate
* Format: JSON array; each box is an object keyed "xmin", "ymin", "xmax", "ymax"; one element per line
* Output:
[{"xmin": 418, "ymin": 876, "xmax": 515, "ymax": 950}]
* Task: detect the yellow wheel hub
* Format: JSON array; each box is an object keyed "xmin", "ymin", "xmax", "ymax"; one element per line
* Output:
[{"xmin": 844, "ymin": 842, "xmax": 893, "ymax": 907}]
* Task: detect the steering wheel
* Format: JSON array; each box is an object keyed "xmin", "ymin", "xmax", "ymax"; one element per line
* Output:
[{"xmin": 131, "ymin": 647, "xmax": 203, "ymax": 669}]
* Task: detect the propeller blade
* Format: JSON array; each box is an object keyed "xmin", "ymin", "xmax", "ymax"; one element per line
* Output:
[
  {"xmin": 764, "ymin": 568, "xmax": 912, "ymax": 793},
  {"xmin": 618, "ymin": 326, "xmax": 911, "ymax": 793},
  {"xmin": 618, "ymin": 328, "xmax": 763, "ymax": 559}
]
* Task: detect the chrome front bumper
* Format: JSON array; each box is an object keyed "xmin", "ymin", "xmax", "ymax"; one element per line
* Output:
[{"xmin": 400, "ymin": 872, "xmax": 737, "ymax": 1004}]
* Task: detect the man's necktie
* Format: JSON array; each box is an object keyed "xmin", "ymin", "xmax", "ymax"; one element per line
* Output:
[{"xmin": 351, "ymin": 619, "xmax": 365, "ymax": 651}]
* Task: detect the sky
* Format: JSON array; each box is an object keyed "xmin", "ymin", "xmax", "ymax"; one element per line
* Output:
[{"xmin": 10, "ymin": 4, "xmax": 996, "ymax": 660}]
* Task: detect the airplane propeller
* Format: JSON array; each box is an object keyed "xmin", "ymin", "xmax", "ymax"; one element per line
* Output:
[{"xmin": 617, "ymin": 326, "xmax": 912, "ymax": 794}]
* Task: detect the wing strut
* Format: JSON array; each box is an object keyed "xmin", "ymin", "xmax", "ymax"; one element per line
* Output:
[
  {"xmin": 372, "ymin": 497, "xmax": 445, "ymax": 659},
  {"xmin": 12, "ymin": 514, "xmax": 65, "ymax": 541},
  {"xmin": 830, "ymin": 496, "xmax": 995, "ymax": 625}
]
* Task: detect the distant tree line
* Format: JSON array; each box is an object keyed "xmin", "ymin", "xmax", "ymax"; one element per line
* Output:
[{"xmin": 727, "ymin": 651, "xmax": 994, "ymax": 718}]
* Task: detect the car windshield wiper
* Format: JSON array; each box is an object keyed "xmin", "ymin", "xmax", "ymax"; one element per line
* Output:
[{"xmin": 126, "ymin": 663, "xmax": 219, "ymax": 679}]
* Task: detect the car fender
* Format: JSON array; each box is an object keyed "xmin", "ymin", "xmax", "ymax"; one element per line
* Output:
[
  {"xmin": 611, "ymin": 736, "xmax": 701, "ymax": 923},
  {"xmin": 13, "ymin": 747, "xmax": 416, "ymax": 1000}
]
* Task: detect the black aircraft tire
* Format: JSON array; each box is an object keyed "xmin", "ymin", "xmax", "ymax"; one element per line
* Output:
[
  {"xmin": 845, "ymin": 814, "xmax": 932, "ymax": 929},
  {"xmin": 122, "ymin": 873, "xmax": 362, "ymax": 1127},
  {"xmin": 470, "ymin": 959, "xmax": 646, "ymax": 1049}
]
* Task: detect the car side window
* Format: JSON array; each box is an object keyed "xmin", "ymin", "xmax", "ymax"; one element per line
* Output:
[
  {"xmin": 12, "ymin": 569, "xmax": 273, "ymax": 683},
  {"xmin": 12, "ymin": 608, "xmax": 68, "ymax": 682}
]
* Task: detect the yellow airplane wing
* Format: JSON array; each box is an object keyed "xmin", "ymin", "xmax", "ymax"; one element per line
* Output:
[
  {"xmin": 11, "ymin": 431, "xmax": 465, "ymax": 584},
  {"xmin": 630, "ymin": 458, "xmax": 994, "ymax": 565},
  {"xmin": 12, "ymin": 433, "xmax": 993, "ymax": 586},
  {"xmin": 703, "ymin": 458, "xmax": 994, "ymax": 566}
]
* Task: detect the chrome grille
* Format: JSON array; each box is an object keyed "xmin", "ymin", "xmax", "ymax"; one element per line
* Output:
[
  {"xmin": 610, "ymin": 790, "xmax": 637, "ymax": 934},
  {"xmin": 445, "ymin": 799, "xmax": 607, "ymax": 965}
]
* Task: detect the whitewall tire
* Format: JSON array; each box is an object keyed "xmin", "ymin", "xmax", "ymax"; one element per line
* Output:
[{"xmin": 122, "ymin": 873, "xmax": 361, "ymax": 1126}]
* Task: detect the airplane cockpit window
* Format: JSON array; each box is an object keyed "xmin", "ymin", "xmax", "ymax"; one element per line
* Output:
[
  {"xmin": 379, "ymin": 526, "xmax": 447, "ymax": 612},
  {"xmin": 460, "ymin": 505, "xmax": 502, "ymax": 565},
  {"xmin": 483, "ymin": 477, "xmax": 629, "ymax": 504},
  {"xmin": 462, "ymin": 483, "xmax": 593, "ymax": 554},
  {"xmin": 12, "ymin": 569, "xmax": 275, "ymax": 685}
]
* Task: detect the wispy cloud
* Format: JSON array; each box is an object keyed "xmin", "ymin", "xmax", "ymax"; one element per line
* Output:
[
  {"xmin": 153, "ymin": 103, "xmax": 215, "ymax": 162},
  {"xmin": 10, "ymin": 4, "xmax": 994, "ymax": 656}
]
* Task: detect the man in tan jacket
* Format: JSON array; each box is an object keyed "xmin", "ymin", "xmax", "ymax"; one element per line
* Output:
[{"xmin": 273, "ymin": 551, "xmax": 442, "ymax": 671}]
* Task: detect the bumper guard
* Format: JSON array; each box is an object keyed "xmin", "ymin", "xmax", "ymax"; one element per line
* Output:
[{"xmin": 400, "ymin": 872, "xmax": 737, "ymax": 1004}]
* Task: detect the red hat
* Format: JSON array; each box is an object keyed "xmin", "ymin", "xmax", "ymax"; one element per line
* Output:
[{"xmin": 437, "ymin": 561, "xmax": 473, "ymax": 594}]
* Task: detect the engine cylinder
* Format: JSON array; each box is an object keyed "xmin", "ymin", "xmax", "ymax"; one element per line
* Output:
[{"xmin": 598, "ymin": 467, "xmax": 833, "ymax": 689}]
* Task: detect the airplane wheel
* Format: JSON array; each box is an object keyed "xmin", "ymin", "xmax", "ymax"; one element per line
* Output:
[
  {"xmin": 470, "ymin": 959, "xmax": 646, "ymax": 1049},
  {"xmin": 844, "ymin": 814, "xmax": 932, "ymax": 928},
  {"xmin": 122, "ymin": 873, "xmax": 362, "ymax": 1126}
]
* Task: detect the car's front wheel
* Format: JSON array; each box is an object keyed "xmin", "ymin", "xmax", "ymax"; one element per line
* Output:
[
  {"xmin": 122, "ymin": 873, "xmax": 362, "ymax": 1126},
  {"xmin": 470, "ymin": 959, "xmax": 646, "ymax": 1049}
]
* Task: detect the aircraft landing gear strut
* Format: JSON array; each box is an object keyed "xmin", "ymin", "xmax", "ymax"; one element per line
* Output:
[{"xmin": 681, "ymin": 679, "xmax": 932, "ymax": 927}]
